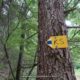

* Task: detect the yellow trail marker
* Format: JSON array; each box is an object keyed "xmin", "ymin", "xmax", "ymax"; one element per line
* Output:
[{"xmin": 47, "ymin": 35, "xmax": 68, "ymax": 49}]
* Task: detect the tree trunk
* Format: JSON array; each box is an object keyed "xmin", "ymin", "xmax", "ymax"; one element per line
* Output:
[
  {"xmin": 37, "ymin": 0, "xmax": 76, "ymax": 80},
  {"xmin": 15, "ymin": 26, "xmax": 25, "ymax": 80}
]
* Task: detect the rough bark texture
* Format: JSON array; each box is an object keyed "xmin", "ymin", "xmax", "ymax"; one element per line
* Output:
[{"xmin": 37, "ymin": 0, "xmax": 76, "ymax": 80}]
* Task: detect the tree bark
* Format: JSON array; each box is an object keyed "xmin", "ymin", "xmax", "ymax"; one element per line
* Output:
[{"xmin": 37, "ymin": 0, "xmax": 76, "ymax": 80}]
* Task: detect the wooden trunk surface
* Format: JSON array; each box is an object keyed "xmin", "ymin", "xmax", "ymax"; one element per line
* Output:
[{"xmin": 37, "ymin": 0, "xmax": 76, "ymax": 80}]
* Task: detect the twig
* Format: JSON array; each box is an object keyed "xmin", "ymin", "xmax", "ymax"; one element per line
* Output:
[
  {"xmin": 27, "ymin": 32, "xmax": 38, "ymax": 40},
  {"xmin": 3, "ymin": 44, "xmax": 15, "ymax": 80},
  {"xmin": 64, "ymin": 0, "xmax": 79, "ymax": 16},
  {"xmin": 67, "ymin": 26, "xmax": 80, "ymax": 29},
  {"xmin": 6, "ymin": 21, "xmax": 20, "ymax": 43},
  {"xmin": 65, "ymin": 0, "xmax": 73, "ymax": 8},
  {"xmin": 26, "ymin": 51, "xmax": 37, "ymax": 80},
  {"xmin": 69, "ymin": 30, "xmax": 80, "ymax": 41}
]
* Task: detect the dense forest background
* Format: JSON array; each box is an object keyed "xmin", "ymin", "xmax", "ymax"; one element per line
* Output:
[{"xmin": 0, "ymin": 0, "xmax": 80, "ymax": 80}]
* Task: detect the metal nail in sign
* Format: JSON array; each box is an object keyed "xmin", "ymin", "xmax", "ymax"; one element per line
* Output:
[{"xmin": 47, "ymin": 35, "xmax": 68, "ymax": 49}]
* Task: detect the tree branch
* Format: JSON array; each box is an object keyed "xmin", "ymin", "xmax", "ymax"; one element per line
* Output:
[
  {"xmin": 3, "ymin": 44, "xmax": 15, "ymax": 80},
  {"xmin": 64, "ymin": 7, "xmax": 76, "ymax": 17},
  {"xmin": 69, "ymin": 30, "xmax": 80, "ymax": 41},
  {"xmin": 67, "ymin": 26, "xmax": 80, "ymax": 29},
  {"xmin": 64, "ymin": 0, "xmax": 80, "ymax": 16},
  {"xmin": 26, "ymin": 51, "xmax": 37, "ymax": 80}
]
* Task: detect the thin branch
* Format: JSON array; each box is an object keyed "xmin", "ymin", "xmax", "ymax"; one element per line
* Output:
[
  {"xmin": 1, "ymin": 1, "xmax": 16, "ymax": 79},
  {"xmin": 64, "ymin": 7, "xmax": 76, "ymax": 16},
  {"xmin": 11, "ymin": 0, "xmax": 32, "ymax": 20},
  {"xmin": 69, "ymin": 30, "xmax": 80, "ymax": 41},
  {"xmin": 65, "ymin": 0, "xmax": 73, "ymax": 8},
  {"xmin": 64, "ymin": 0, "xmax": 80, "ymax": 16},
  {"xmin": 26, "ymin": 51, "xmax": 37, "ymax": 80},
  {"xmin": 3, "ymin": 44, "xmax": 15, "ymax": 80},
  {"xmin": 73, "ymin": 0, "xmax": 80, "ymax": 8},
  {"xmin": 15, "ymin": 25, "xmax": 25, "ymax": 80},
  {"xmin": 67, "ymin": 26, "xmax": 80, "ymax": 29},
  {"xmin": 6, "ymin": 21, "xmax": 20, "ymax": 43},
  {"xmin": 26, "ymin": 32, "xmax": 38, "ymax": 40}
]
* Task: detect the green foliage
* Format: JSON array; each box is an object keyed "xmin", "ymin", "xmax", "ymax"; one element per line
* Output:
[
  {"xmin": 0, "ymin": 0, "xmax": 80, "ymax": 79},
  {"xmin": 0, "ymin": 0, "xmax": 2, "ymax": 6},
  {"xmin": 66, "ymin": 0, "xmax": 80, "ymax": 72}
]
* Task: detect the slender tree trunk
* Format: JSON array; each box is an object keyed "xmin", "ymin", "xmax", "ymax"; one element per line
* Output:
[
  {"xmin": 15, "ymin": 26, "xmax": 25, "ymax": 80},
  {"xmin": 37, "ymin": 0, "xmax": 76, "ymax": 80}
]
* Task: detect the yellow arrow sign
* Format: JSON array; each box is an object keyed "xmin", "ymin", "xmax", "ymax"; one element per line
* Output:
[{"xmin": 47, "ymin": 35, "xmax": 68, "ymax": 49}]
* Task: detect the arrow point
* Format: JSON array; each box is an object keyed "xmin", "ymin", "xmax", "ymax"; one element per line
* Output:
[{"xmin": 47, "ymin": 40, "xmax": 52, "ymax": 45}]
